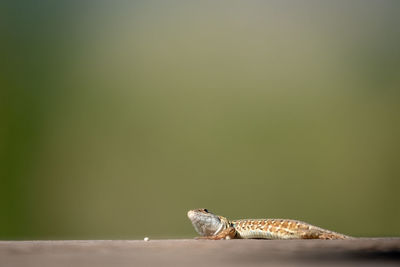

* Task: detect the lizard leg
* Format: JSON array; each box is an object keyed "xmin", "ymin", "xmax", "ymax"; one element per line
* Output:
[
  {"xmin": 196, "ymin": 227, "xmax": 237, "ymax": 240},
  {"xmin": 300, "ymin": 230, "xmax": 348, "ymax": 240},
  {"xmin": 299, "ymin": 229, "xmax": 324, "ymax": 239}
]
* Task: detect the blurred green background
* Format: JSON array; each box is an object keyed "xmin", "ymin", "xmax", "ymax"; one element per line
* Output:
[{"xmin": 1, "ymin": 0, "xmax": 399, "ymax": 240}]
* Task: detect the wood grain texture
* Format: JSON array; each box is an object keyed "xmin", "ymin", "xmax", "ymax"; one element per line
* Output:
[{"xmin": 0, "ymin": 239, "xmax": 399, "ymax": 267}]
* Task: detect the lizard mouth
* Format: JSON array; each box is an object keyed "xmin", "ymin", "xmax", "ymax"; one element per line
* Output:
[
  {"xmin": 187, "ymin": 209, "xmax": 212, "ymax": 221},
  {"xmin": 187, "ymin": 210, "xmax": 197, "ymax": 220}
]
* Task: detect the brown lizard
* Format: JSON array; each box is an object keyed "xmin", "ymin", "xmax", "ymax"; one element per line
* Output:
[{"xmin": 187, "ymin": 209, "xmax": 352, "ymax": 240}]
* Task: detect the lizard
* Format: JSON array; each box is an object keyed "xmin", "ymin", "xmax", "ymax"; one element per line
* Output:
[{"xmin": 187, "ymin": 208, "xmax": 352, "ymax": 240}]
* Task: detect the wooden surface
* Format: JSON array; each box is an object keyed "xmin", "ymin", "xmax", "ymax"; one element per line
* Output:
[{"xmin": 1, "ymin": 238, "xmax": 399, "ymax": 267}]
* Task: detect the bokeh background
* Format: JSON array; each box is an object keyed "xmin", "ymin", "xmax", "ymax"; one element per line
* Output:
[{"xmin": 1, "ymin": 0, "xmax": 399, "ymax": 240}]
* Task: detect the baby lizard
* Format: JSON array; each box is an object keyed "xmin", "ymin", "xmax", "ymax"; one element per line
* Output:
[{"xmin": 187, "ymin": 209, "xmax": 352, "ymax": 240}]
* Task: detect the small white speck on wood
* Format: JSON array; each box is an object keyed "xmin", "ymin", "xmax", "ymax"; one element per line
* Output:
[{"xmin": 144, "ymin": 237, "xmax": 150, "ymax": 241}]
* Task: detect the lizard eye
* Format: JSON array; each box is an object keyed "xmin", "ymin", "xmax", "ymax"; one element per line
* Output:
[{"xmin": 203, "ymin": 209, "xmax": 208, "ymax": 213}]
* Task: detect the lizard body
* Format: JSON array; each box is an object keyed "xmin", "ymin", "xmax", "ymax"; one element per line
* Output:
[{"xmin": 187, "ymin": 209, "xmax": 352, "ymax": 240}]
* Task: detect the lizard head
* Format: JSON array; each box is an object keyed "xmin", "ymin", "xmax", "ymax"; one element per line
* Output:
[{"xmin": 187, "ymin": 209, "xmax": 229, "ymax": 236}]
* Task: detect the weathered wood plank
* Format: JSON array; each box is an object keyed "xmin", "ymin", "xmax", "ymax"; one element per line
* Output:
[{"xmin": 0, "ymin": 238, "xmax": 399, "ymax": 267}]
